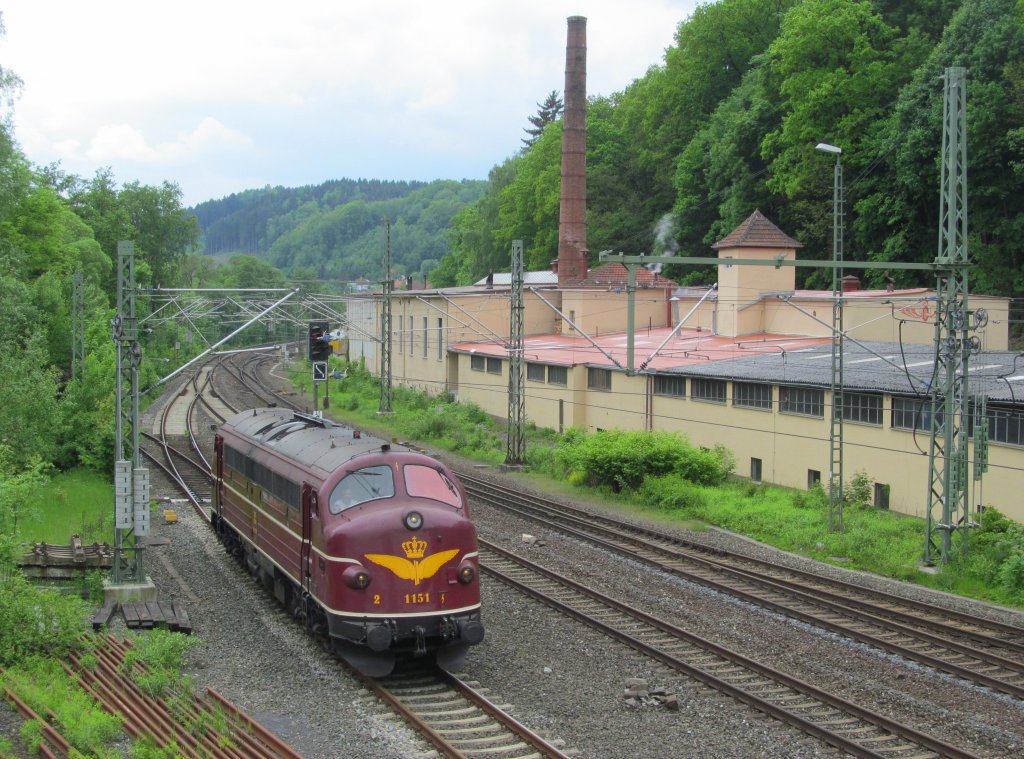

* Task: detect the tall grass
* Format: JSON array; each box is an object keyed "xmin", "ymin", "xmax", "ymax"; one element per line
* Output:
[{"xmin": 20, "ymin": 469, "xmax": 113, "ymax": 544}]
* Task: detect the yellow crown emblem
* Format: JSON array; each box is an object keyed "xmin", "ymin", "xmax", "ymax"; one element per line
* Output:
[{"xmin": 402, "ymin": 536, "xmax": 427, "ymax": 559}]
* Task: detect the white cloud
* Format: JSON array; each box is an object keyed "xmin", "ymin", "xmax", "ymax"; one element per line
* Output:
[
  {"xmin": 1, "ymin": 0, "xmax": 695, "ymax": 204},
  {"xmin": 83, "ymin": 118, "xmax": 253, "ymax": 164}
]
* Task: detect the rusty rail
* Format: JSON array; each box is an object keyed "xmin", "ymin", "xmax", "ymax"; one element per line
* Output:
[
  {"xmin": 1, "ymin": 684, "xmax": 73, "ymax": 757},
  {"xmin": 54, "ymin": 636, "xmax": 304, "ymax": 758}
]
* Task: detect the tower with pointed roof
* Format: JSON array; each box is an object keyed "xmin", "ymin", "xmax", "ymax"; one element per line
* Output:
[{"xmin": 712, "ymin": 210, "xmax": 803, "ymax": 337}]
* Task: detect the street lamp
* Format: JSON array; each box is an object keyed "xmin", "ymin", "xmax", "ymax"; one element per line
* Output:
[{"xmin": 816, "ymin": 142, "xmax": 844, "ymax": 532}]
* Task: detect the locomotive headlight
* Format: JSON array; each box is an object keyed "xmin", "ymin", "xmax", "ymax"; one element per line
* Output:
[
  {"xmin": 457, "ymin": 561, "xmax": 476, "ymax": 584},
  {"xmin": 342, "ymin": 565, "xmax": 371, "ymax": 589},
  {"xmin": 404, "ymin": 511, "xmax": 423, "ymax": 531}
]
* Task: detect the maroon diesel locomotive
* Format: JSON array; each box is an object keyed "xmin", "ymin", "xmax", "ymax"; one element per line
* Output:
[{"xmin": 213, "ymin": 408, "xmax": 484, "ymax": 675}]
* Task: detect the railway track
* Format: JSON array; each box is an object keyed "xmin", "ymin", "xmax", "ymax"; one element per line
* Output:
[
  {"xmin": 148, "ymin": 354, "xmax": 576, "ymax": 758},
  {"xmin": 480, "ymin": 538, "xmax": 980, "ymax": 759},
  {"xmin": 461, "ymin": 474, "xmax": 1024, "ymax": 701},
  {"xmin": 356, "ymin": 665, "xmax": 571, "ymax": 758}
]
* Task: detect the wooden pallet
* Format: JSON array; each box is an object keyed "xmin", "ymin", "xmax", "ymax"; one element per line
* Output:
[
  {"xmin": 89, "ymin": 599, "xmax": 118, "ymax": 630},
  {"xmin": 121, "ymin": 601, "xmax": 193, "ymax": 634}
]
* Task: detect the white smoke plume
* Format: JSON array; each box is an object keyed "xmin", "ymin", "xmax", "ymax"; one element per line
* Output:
[{"xmin": 647, "ymin": 213, "xmax": 679, "ymax": 274}]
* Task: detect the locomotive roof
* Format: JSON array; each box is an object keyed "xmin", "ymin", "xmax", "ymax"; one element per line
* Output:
[{"xmin": 221, "ymin": 408, "xmax": 410, "ymax": 476}]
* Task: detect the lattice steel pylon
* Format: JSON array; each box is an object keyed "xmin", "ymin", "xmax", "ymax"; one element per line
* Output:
[
  {"xmin": 112, "ymin": 241, "xmax": 147, "ymax": 583},
  {"xmin": 828, "ymin": 154, "xmax": 845, "ymax": 533},
  {"xmin": 378, "ymin": 219, "xmax": 394, "ymax": 415},
  {"xmin": 71, "ymin": 271, "xmax": 85, "ymax": 381},
  {"xmin": 505, "ymin": 240, "xmax": 526, "ymax": 466},
  {"xmin": 925, "ymin": 67, "xmax": 972, "ymax": 565}
]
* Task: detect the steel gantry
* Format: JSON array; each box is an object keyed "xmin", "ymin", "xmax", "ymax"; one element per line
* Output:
[
  {"xmin": 112, "ymin": 241, "xmax": 148, "ymax": 584},
  {"xmin": 925, "ymin": 67, "xmax": 978, "ymax": 565},
  {"xmin": 817, "ymin": 142, "xmax": 846, "ymax": 532},
  {"xmin": 378, "ymin": 219, "xmax": 394, "ymax": 415},
  {"xmin": 505, "ymin": 240, "xmax": 526, "ymax": 466}
]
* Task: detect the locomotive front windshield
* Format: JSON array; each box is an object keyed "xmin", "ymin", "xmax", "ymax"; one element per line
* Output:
[
  {"xmin": 329, "ymin": 465, "xmax": 395, "ymax": 514},
  {"xmin": 404, "ymin": 465, "xmax": 462, "ymax": 508}
]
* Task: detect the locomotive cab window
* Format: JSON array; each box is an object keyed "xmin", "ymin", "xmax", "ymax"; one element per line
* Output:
[
  {"xmin": 404, "ymin": 465, "xmax": 462, "ymax": 508},
  {"xmin": 329, "ymin": 466, "xmax": 395, "ymax": 514}
]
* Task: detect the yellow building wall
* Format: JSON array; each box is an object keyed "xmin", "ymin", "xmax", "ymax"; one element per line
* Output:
[
  {"xmin": 716, "ymin": 247, "xmax": 797, "ymax": 337},
  {"xmin": 561, "ymin": 289, "xmax": 670, "ymax": 337},
  {"xmin": 455, "ymin": 354, "xmax": 509, "ymax": 415},
  {"xmin": 444, "ymin": 354, "xmax": 1022, "ymax": 522},
  {"xmin": 665, "ymin": 292, "xmax": 1009, "ymax": 349},
  {"xmin": 376, "ymin": 288, "xmax": 1020, "ymax": 524},
  {"xmin": 576, "ymin": 371, "xmax": 647, "ymax": 432}
]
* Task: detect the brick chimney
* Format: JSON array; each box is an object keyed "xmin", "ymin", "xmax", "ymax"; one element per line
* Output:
[{"xmin": 557, "ymin": 16, "xmax": 588, "ymax": 285}]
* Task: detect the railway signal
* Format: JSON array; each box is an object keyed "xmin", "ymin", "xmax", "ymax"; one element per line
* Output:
[
  {"xmin": 308, "ymin": 320, "xmax": 333, "ymax": 413},
  {"xmin": 308, "ymin": 320, "xmax": 332, "ymax": 362}
]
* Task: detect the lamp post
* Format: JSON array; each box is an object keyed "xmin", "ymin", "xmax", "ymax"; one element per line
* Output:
[{"xmin": 816, "ymin": 142, "xmax": 844, "ymax": 532}]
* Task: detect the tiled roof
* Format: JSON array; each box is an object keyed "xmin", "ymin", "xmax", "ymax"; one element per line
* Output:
[
  {"xmin": 449, "ymin": 328, "xmax": 1023, "ymax": 404},
  {"xmin": 711, "ymin": 209, "xmax": 803, "ymax": 250},
  {"xmin": 577, "ymin": 262, "xmax": 676, "ymax": 288}
]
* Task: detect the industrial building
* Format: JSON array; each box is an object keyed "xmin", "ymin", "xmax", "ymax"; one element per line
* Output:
[{"xmin": 348, "ymin": 16, "xmax": 1020, "ymax": 524}]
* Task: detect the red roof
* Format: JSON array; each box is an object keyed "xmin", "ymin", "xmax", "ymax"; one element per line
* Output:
[
  {"xmin": 451, "ymin": 326, "xmax": 829, "ymax": 373},
  {"xmin": 576, "ymin": 262, "xmax": 676, "ymax": 288},
  {"xmin": 712, "ymin": 209, "xmax": 802, "ymax": 250}
]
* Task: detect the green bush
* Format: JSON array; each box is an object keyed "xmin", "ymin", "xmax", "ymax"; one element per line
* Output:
[
  {"xmin": 554, "ymin": 429, "xmax": 732, "ymax": 491},
  {"xmin": 123, "ymin": 627, "xmax": 198, "ymax": 674},
  {"xmin": 637, "ymin": 474, "xmax": 709, "ymax": 514},
  {"xmin": 0, "ymin": 576, "xmax": 89, "ymax": 664}
]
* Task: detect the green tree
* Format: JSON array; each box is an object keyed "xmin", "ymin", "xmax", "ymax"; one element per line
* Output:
[
  {"xmin": 497, "ymin": 121, "xmax": 562, "ymax": 270},
  {"xmin": 0, "ymin": 339, "xmax": 63, "ymax": 470},
  {"xmin": 854, "ymin": 0, "xmax": 1024, "ymax": 297},
  {"xmin": 522, "ymin": 90, "xmax": 563, "ymax": 148},
  {"xmin": 673, "ymin": 65, "xmax": 782, "ymax": 279},
  {"xmin": 0, "ymin": 452, "xmax": 48, "ymax": 536},
  {"xmin": 119, "ymin": 180, "xmax": 200, "ymax": 286}
]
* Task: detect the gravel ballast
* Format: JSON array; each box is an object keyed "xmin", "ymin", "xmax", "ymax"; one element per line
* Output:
[{"xmin": 6, "ymin": 370, "xmax": 1023, "ymax": 758}]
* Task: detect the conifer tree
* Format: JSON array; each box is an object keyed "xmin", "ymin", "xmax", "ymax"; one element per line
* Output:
[{"xmin": 522, "ymin": 90, "xmax": 563, "ymax": 148}]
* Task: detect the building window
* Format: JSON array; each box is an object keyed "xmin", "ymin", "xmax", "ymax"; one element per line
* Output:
[
  {"xmin": 470, "ymin": 354, "xmax": 485, "ymax": 371},
  {"xmin": 422, "ymin": 316, "xmax": 428, "ymax": 358},
  {"xmin": 527, "ymin": 363, "xmax": 546, "ymax": 382},
  {"xmin": 891, "ymin": 396, "xmax": 942, "ymax": 431},
  {"xmin": 781, "ymin": 386, "xmax": 824, "ymax": 417},
  {"xmin": 398, "ymin": 320, "xmax": 404, "ymax": 354},
  {"xmin": 986, "ymin": 405, "xmax": 1024, "ymax": 446},
  {"xmin": 808, "ymin": 469, "xmax": 821, "ymax": 489},
  {"xmin": 486, "ymin": 357, "xmax": 502, "ymax": 375},
  {"xmin": 437, "ymin": 318, "xmax": 443, "ymax": 360},
  {"xmin": 548, "ymin": 366, "xmax": 568, "ymax": 386},
  {"xmin": 874, "ymin": 483, "xmax": 891, "ymax": 510},
  {"xmin": 734, "ymin": 382, "xmax": 772, "ymax": 410},
  {"xmin": 843, "ymin": 392, "xmax": 883, "ymax": 425},
  {"xmin": 750, "ymin": 458, "xmax": 762, "ymax": 483},
  {"xmin": 588, "ymin": 367, "xmax": 612, "ymax": 391},
  {"xmin": 408, "ymin": 316, "xmax": 414, "ymax": 355},
  {"xmin": 654, "ymin": 375, "xmax": 685, "ymax": 398},
  {"xmin": 691, "ymin": 378, "xmax": 726, "ymax": 404}
]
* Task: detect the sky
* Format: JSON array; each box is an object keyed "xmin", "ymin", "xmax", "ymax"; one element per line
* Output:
[{"xmin": 1, "ymin": 1, "xmax": 695, "ymax": 208}]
